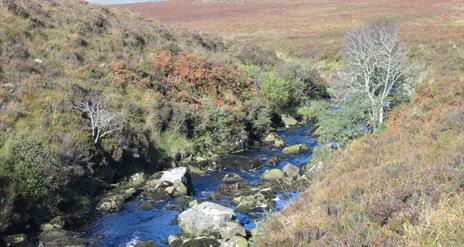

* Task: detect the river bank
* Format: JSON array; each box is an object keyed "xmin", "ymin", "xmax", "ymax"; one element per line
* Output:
[{"xmin": 74, "ymin": 126, "xmax": 317, "ymax": 247}]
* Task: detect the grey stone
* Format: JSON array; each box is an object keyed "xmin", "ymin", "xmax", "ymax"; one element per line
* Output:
[
  {"xmin": 282, "ymin": 163, "xmax": 300, "ymax": 177},
  {"xmin": 178, "ymin": 202, "xmax": 237, "ymax": 237}
]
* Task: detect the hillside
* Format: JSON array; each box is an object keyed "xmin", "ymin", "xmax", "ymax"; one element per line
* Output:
[
  {"xmin": 0, "ymin": 0, "xmax": 327, "ymax": 239},
  {"xmin": 254, "ymin": 38, "xmax": 464, "ymax": 246},
  {"xmin": 110, "ymin": 0, "xmax": 463, "ymax": 57},
  {"xmin": 112, "ymin": 0, "xmax": 464, "ymax": 246}
]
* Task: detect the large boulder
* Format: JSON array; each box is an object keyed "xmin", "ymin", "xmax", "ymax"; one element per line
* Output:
[
  {"xmin": 282, "ymin": 144, "xmax": 309, "ymax": 155},
  {"xmin": 261, "ymin": 169, "xmax": 285, "ymax": 181},
  {"xmin": 281, "ymin": 114, "xmax": 298, "ymax": 128},
  {"xmin": 178, "ymin": 202, "xmax": 245, "ymax": 239},
  {"xmin": 263, "ymin": 132, "xmax": 286, "ymax": 148},
  {"xmin": 282, "ymin": 163, "xmax": 300, "ymax": 177}
]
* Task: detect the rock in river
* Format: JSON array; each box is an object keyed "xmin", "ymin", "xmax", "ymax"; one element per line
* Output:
[
  {"xmin": 263, "ymin": 132, "xmax": 286, "ymax": 148},
  {"xmin": 144, "ymin": 167, "xmax": 193, "ymax": 198},
  {"xmin": 282, "ymin": 144, "xmax": 309, "ymax": 155},
  {"xmin": 281, "ymin": 114, "xmax": 298, "ymax": 128},
  {"xmin": 97, "ymin": 194, "xmax": 125, "ymax": 213},
  {"xmin": 261, "ymin": 169, "xmax": 285, "ymax": 181},
  {"xmin": 282, "ymin": 163, "xmax": 300, "ymax": 177},
  {"xmin": 178, "ymin": 202, "xmax": 245, "ymax": 239}
]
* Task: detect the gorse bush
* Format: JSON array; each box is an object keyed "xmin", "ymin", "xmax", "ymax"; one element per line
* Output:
[
  {"xmin": 0, "ymin": 134, "xmax": 68, "ymax": 200},
  {"xmin": 259, "ymin": 72, "xmax": 291, "ymax": 109},
  {"xmin": 195, "ymin": 101, "xmax": 247, "ymax": 153}
]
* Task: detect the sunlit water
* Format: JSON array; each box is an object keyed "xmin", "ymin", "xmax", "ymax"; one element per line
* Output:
[{"xmin": 84, "ymin": 126, "xmax": 317, "ymax": 247}]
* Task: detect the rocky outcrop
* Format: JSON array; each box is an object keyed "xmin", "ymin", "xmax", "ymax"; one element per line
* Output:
[
  {"xmin": 178, "ymin": 202, "xmax": 245, "ymax": 239},
  {"xmin": 282, "ymin": 144, "xmax": 309, "ymax": 155}
]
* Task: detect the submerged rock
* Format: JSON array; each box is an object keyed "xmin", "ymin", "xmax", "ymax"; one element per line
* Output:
[
  {"xmin": 139, "ymin": 201, "xmax": 154, "ymax": 210},
  {"xmin": 282, "ymin": 163, "xmax": 300, "ymax": 177},
  {"xmin": 282, "ymin": 144, "xmax": 309, "ymax": 155},
  {"xmin": 134, "ymin": 240, "xmax": 158, "ymax": 247},
  {"xmin": 178, "ymin": 202, "xmax": 243, "ymax": 238},
  {"xmin": 261, "ymin": 169, "xmax": 285, "ymax": 181},
  {"xmin": 281, "ymin": 114, "xmax": 298, "ymax": 128}
]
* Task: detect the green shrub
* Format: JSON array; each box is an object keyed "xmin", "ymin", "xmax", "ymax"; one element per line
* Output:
[
  {"xmin": 308, "ymin": 93, "xmax": 370, "ymax": 146},
  {"xmin": 259, "ymin": 72, "xmax": 290, "ymax": 109},
  {"xmin": 297, "ymin": 100, "xmax": 330, "ymax": 123},
  {"xmin": 244, "ymin": 98, "xmax": 272, "ymax": 140},
  {"xmin": 277, "ymin": 59, "xmax": 329, "ymax": 105},
  {"xmin": 0, "ymin": 134, "xmax": 68, "ymax": 200},
  {"xmin": 195, "ymin": 102, "xmax": 246, "ymax": 153}
]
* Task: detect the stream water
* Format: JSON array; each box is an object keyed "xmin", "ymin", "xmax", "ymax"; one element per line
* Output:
[{"xmin": 85, "ymin": 126, "xmax": 317, "ymax": 246}]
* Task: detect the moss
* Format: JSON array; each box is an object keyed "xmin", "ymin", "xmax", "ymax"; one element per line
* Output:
[{"xmin": 282, "ymin": 144, "xmax": 309, "ymax": 154}]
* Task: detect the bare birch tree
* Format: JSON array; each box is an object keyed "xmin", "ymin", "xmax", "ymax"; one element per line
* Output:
[
  {"xmin": 75, "ymin": 96, "xmax": 123, "ymax": 144},
  {"xmin": 342, "ymin": 19, "xmax": 410, "ymax": 129}
]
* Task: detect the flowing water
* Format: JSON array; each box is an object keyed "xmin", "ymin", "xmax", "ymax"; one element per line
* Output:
[{"xmin": 85, "ymin": 126, "xmax": 317, "ymax": 246}]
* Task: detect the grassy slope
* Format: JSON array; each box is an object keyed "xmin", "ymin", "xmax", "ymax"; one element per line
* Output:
[
  {"xmin": 254, "ymin": 39, "xmax": 464, "ymax": 246},
  {"xmin": 114, "ymin": 0, "xmax": 464, "ymax": 245},
  {"xmin": 0, "ymin": 0, "xmax": 283, "ymax": 233}
]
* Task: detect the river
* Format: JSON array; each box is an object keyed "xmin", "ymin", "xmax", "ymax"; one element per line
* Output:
[{"xmin": 84, "ymin": 126, "xmax": 317, "ymax": 246}]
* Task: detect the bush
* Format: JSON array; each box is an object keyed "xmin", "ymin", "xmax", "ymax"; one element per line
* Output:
[
  {"xmin": 0, "ymin": 134, "xmax": 68, "ymax": 201},
  {"xmin": 259, "ymin": 72, "xmax": 290, "ymax": 109},
  {"xmin": 306, "ymin": 93, "xmax": 370, "ymax": 146},
  {"xmin": 244, "ymin": 98, "xmax": 272, "ymax": 140},
  {"xmin": 277, "ymin": 59, "xmax": 329, "ymax": 105},
  {"xmin": 195, "ymin": 102, "xmax": 247, "ymax": 153}
]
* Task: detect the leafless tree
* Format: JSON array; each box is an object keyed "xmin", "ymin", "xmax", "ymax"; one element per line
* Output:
[
  {"xmin": 75, "ymin": 96, "xmax": 123, "ymax": 144},
  {"xmin": 341, "ymin": 19, "xmax": 410, "ymax": 129}
]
